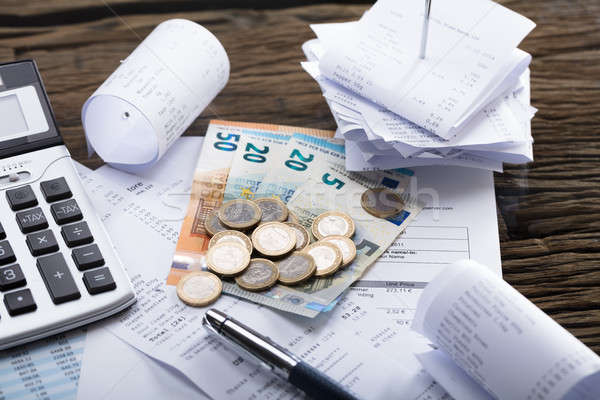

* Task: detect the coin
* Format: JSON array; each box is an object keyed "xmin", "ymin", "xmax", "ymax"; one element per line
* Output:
[
  {"xmin": 277, "ymin": 252, "xmax": 316, "ymax": 285},
  {"xmin": 303, "ymin": 241, "xmax": 342, "ymax": 277},
  {"xmin": 286, "ymin": 211, "xmax": 299, "ymax": 224},
  {"xmin": 255, "ymin": 197, "xmax": 288, "ymax": 223},
  {"xmin": 311, "ymin": 211, "xmax": 355, "ymax": 240},
  {"xmin": 361, "ymin": 188, "xmax": 405, "ymax": 219},
  {"xmin": 176, "ymin": 271, "xmax": 222, "ymax": 307},
  {"xmin": 218, "ymin": 199, "xmax": 262, "ymax": 230},
  {"xmin": 206, "ymin": 242, "xmax": 251, "ymax": 277},
  {"xmin": 321, "ymin": 235, "xmax": 357, "ymax": 268},
  {"xmin": 208, "ymin": 230, "xmax": 253, "ymax": 253},
  {"xmin": 251, "ymin": 222, "xmax": 296, "ymax": 257},
  {"xmin": 235, "ymin": 258, "xmax": 279, "ymax": 291},
  {"xmin": 204, "ymin": 209, "xmax": 228, "ymax": 236},
  {"xmin": 285, "ymin": 222, "xmax": 311, "ymax": 251}
]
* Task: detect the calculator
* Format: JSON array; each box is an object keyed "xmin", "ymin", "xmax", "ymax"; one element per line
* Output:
[{"xmin": 0, "ymin": 60, "xmax": 136, "ymax": 350}]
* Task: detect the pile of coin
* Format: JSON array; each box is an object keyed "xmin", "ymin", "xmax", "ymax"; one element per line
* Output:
[{"xmin": 177, "ymin": 197, "xmax": 364, "ymax": 307}]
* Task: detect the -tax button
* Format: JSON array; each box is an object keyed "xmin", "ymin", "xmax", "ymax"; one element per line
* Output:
[{"xmin": 51, "ymin": 199, "xmax": 82, "ymax": 225}]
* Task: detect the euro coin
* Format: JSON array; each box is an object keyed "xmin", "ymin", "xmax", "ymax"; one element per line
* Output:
[
  {"xmin": 321, "ymin": 235, "xmax": 357, "ymax": 268},
  {"xmin": 361, "ymin": 188, "xmax": 404, "ymax": 219},
  {"xmin": 205, "ymin": 209, "xmax": 228, "ymax": 236},
  {"xmin": 285, "ymin": 222, "xmax": 311, "ymax": 251},
  {"xmin": 286, "ymin": 210, "xmax": 299, "ymax": 224},
  {"xmin": 303, "ymin": 241, "xmax": 342, "ymax": 277},
  {"xmin": 277, "ymin": 252, "xmax": 316, "ymax": 285},
  {"xmin": 176, "ymin": 271, "xmax": 222, "ymax": 307},
  {"xmin": 218, "ymin": 199, "xmax": 262, "ymax": 230},
  {"xmin": 251, "ymin": 222, "xmax": 296, "ymax": 257},
  {"xmin": 206, "ymin": 242, "xmax": 251, "ymax": 277},
  {"xmin": 255, "ymin": 197, "xmax": 288, "ymax": 223},
  {"xmin": 235, "ymin": 258, "xmax": 279, "ymax": 291},
  {"xmin": 311, "ymin": 211, "xmax": 355, "ymax": 240},
  {"xmin": 208, "ymin": 230, "xmax": 253, "ymax": 253}
]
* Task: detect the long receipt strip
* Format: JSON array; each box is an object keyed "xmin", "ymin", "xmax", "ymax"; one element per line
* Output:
[
  {"xmin": 413, "ymin": 260, "xmax": 600, "ymax": 400},
  {"xmin": 82, "ymin": 19, "xmax": 229, "ymax": 171}
]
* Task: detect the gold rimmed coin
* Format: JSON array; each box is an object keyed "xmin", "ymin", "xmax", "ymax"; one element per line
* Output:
[
  {"xmin": 303, "ymin": 241, "xmax": 342, "ymax": 277},
  {"xmin": 285, "ymin": 222, "xmax": 311, "ymax": 251},
  {"xmin": 311, "ymin": 211, "xmax": 355, "ymax": 240},
  {"xmin": 255, "ymin": 197, "xmax": 288, "ymax": 223},
  {"xmin": 206, "ymin": 242, "xmax": 251, "ymax": 277},
  {"xmin": 321, "ymin": 235, "xmax": 357, "ymax": 268},
  {"xmin": 204, "ymin": 209, "xmax": 228, "ymax": 236},
  {"xmin": 361, "ymin": 188, "xmax": 405, "ymax": 219},
  {"xmin": 251, "ymin": 222, "xmax": 296, "ymax": 257},
  {"xmin": 235, "ymin": 258, "xmax": 279, "ymax": 291},
  {"xmin": 277, "ymin": 252, "xmax": 316, "ymax": 285},
  {"xmin": 176, "ymin": 271, "xmax": 222, "ymax": 307},
  {"xmin": 208, "ymin": 230, "xmax": 253, "ymax": 253},
  {"xmin": 218, "ymin": 199, "xmax": 262, "ymax": 230},
  {"xmin": 286, "ymin": 210, "xmax": 299, "ymax": 224}
]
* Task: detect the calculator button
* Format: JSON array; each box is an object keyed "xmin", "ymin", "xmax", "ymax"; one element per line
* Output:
[
  {"xmin": 40, "ymin": 177, "xmax": 72, "ymax": 203},
  {"xmin": 61, "ymin": 222, "xmax": 93, "ymax": 247},
  {"xmin": 51, "ymin": 199, "xmax": 82, "ymax": 225},
  {"xmin": 26, "ymin": 230, "xmax": 59, "ymax": 257},
  {"xmin": 0, "ymin": 223, "xmax": 5, "ymax": 240},
  {"xmin": 83, "ymin": 268, "xmax": 116, "ymax": 295},
  {"xmin": 37, "ymin": 253, "xmax": 81, "ymax": 304},
  {"xmin": 0, "ymin": 241, "xmax": 16, "ymax": 265},
  {"xmin": 16, "ymin": 207, "xmax": 48, "ymax": 233},
  {"xmin": 0, "ymin": 264, "xmax": 26, "ymax": 291},
  {"xmin": 6, "ymin": 186, "xmax": 38, "ymax": 211},
  {"xmin": 4, "ymin": 289, "xmax": 37, "ymax": 316},
  {"xmin": 72, "ymin": 244, "xmax": 104, "ymax": 271}
]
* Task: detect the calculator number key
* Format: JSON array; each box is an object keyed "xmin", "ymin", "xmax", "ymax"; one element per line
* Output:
[
  {"xmin": 51, "ymin": 199, "xmax": 83, "ymax": 225},
  {"xmin": 6, "ymin": 186, "xmax": 38, "ymax": 211},
  {"xmin": 37, "ymin": 253, "xmax": 81, "ymax": 304},
  {"xmin": 26, "ymin": 230, "xmax": 59, "ymax": 257},
  {"xmin": 83, "ymin": 268, "xmax": 116, "ymax": 295},
  {"xmin": 40, "ymin": 177, "xmax": 72, "ymax": 203},
  {"xmin": 4, "ymin": 289, "xmax": 37, "ymax": 316},
  {"xmin": 61, "ymin": 222, "xmax": 93, "ymax": 248},
  {"xmin": 0, "ymin": 241, "xmax": 16, "ymax": 265},
  {"xmin": 0, "ymin": 265, "xmax": 26, "ymax": 291}
]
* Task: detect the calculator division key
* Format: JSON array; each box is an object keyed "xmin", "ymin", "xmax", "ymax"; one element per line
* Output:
[
  {"xmin": 72, "ymin": 244, "xmax": 104, "ymax": 271},
  {"xmin": 51, "ymin": 199, "xmax": 83, "ymax": 225},
  {"xmin": 0, "ymin": 222, "xmax": 5, "ymax": 240},
  {"xmin": 0, "ymin": 264, "xmax": 26, "ymax": 291},
  {"xmin": 40, "ymin": 177, "xmax": 72, "ymax": 202},
  {"xmin": 37, "ymin": 253, "xmax": 81, "ymax": 304},
  {"xmin": 0, "ymin": 241, "xmax": 16, "ymax": 265},
  {"xmin": 4, "ymin": 289, "xmax": 37, "ymax": 316},
  {"xmin": 16, "ymin": 207, "xmax": 48, "ymax": 233},
  {"xmin": 83, "ymin": 268, "xmax": 116, "ymax": 295},
  {"xmin": 26, "ymin": 230, "xmax": 59, "ymax": 257},
  {"xmin": 61, "ymin": 222, "xmax": 93, "ymax": 248},
  {"xmin": 6, "ymin": 186, "xmax": 38, "ymax": 211}
]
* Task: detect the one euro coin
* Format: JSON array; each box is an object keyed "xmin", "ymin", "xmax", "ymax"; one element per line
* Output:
[
  {"xmin": 311, "ymin": 211, "xmax": 355, "ymax": 240},
  {"xmin": 206, "ymin": 242, "xmax": 251, "ymax": 277},
  {"xmin": 176, "ymin": 271, "xmax": 222, "ymax": 307},
  {"xmin": 255, "ymin": 197, "xmax": 288, "ymax": 223},
  {"xmin": 235, "ymin": 258, "xmax": 279, "ymax": 291},
  {"xmin": 277, "ymin": 252, "xmax": 316, "ymax": 285},
  {"xmin": 361, "ymin": 188, "xmax": 404, "ymax": 219},
  {"xmin": 208, "ymin": 230, "xmax": 253, "ymax": 254},
  {"xmin": 251, "ymin": 222, "xmax": 296, "ymax": 257},
  {"xmin": 321, "ymin": 235, "xmax": 356, "ymax": 268},
  {"xmin": 218, "ymin": 199, "xmax": 262, "ymax": 230},
  {"xmin": 205, "ymin": 209, "xmax": 229, "ymax": 236},
  {"xmin": 303, "ymin": 241, "xmax": 342, "ymax": 277},
  {"xmin": 285, "ymin": 222, "xmax": 311, "ymax": 251}
]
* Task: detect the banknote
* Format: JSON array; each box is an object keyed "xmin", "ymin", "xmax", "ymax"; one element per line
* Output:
[
  {"xmin": 168, "ymin": 120, "xmax": 334, "ymax": 285},
  {"xmin": 222, "ymin": 166, "xmax": 424, "ymax": 317},
  {"xmin": 223, "ymin": 132, "xmax": 290, "ymax": 201}
]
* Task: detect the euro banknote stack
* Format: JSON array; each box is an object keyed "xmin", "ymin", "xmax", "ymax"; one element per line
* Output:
[
  {"xmin": 300, "ymin": 0, "xmax": 538, "ymax": 172},
  {"xmin": 168, "ymin": 120, "xmax": 423, "ymax": 317}
]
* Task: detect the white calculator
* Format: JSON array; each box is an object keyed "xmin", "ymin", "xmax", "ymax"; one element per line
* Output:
[{"xmin": 0, "ymin": 60, "xmax": 136, "ymax": 350}]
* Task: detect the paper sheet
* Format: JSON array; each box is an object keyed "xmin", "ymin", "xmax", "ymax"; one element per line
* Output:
[{"xmin": 82, "ymin": 19, "xmax": 229, "ymax": 171}]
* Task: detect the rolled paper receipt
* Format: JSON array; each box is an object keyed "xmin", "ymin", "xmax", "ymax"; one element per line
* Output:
[{"xmin": 82, "ymin": 19, "xmax": 229, "ymax": 171}]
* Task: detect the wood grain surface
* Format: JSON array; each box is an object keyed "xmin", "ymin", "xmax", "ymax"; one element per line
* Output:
[{"xmin": 0, "ymin": 0, "xmax": 599, "ymax": 353}]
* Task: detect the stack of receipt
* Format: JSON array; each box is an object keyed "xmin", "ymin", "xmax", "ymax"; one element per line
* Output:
[{"xmin": 301, "ymin": 0, "xmax": 537, "ymax": 172}]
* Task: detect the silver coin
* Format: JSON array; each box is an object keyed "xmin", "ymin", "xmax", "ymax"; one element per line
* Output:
[{"xmin": 277, "ymin": 252, "xmax": 316, "ymax": 285}]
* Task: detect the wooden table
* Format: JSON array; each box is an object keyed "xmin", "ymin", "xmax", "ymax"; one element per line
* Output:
[{"xmin": 0, "ymin": 0, "xmax": 598, "ymax": 353}]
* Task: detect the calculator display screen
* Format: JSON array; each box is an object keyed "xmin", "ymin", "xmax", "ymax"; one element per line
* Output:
[{"xmin": 0, "ymin": 94, "xmax": 29, "ymax": 137}]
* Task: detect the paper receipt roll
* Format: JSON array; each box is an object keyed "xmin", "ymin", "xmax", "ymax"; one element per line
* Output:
[{"xmin": 82, "ymin": 19, "xmax": 229, "ymax": 171}]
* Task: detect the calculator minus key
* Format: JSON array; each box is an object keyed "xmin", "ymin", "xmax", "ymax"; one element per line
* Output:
[
  {"xmin": 4, "ymin": 289, "xmax": 37, "ymax": 316},
  {"xmin": 83, "ymin": 268, "xmax": 116, "ymax": 295},
  {"xmin": 16, "ymin": 207, "xmax": 48, "ymax": 233},
  {"xmin": 72, "ymin": 244, "xmax": 104, "ymax": 271},
  {"xmin": 37, "ymin": 253, "xmax": 81, "ymax": 304},
  {"xmin": 51, "ymin": 199, "xmax": 83, "ymax": 225},
  {"xmin": 40, "ymin": 177, "xmax": 72, "ymax": 202},
  {"xmin": 6, "ymin": 186, "xmax": 38, "ymax": 211},
  {"xmin": 0, "ymin": 241, "xmax": 16, "ymax": 265}
]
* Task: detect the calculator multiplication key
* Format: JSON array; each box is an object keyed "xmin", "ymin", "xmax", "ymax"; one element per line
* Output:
[
  {"xmin": 0, "ymin": 241, "xmax": 16, "ymax": 265},
  {"xmin": 16, "ymin": 207, "xmax": 49, "ymax": 233},
  {"xmin": 40, "ymin": 177, "xmax": 72, "ymax": 202},
  {"xmin": 26, "ymin": 230, "xmax": 59, "ymax": 257},
  {"xmin": 83, "ymin": 268, "xmax": 116, "ymax": 295},
  {"xmin": 51, "ymin": 199, "xmax": 83, "ymax": 225},
  {"xmin": 72, "ymin": 244, "xmax": 104, "ymax": 271},
  {"xmin": 37, "ymin": 254, "xmax": 81, "ymax": 304},
  {"xmin": 6, "ymin": 186, "xmax": 38, "ymax": 211},
  {"xmin": 61, "ymin": 222, "xmax": 93, "ymax": 247},
  {"xmin": 0, "ymin": 265, "xmax": 26, "ymax": 291},
  {"xmin": 4, "ymin": 289, "xmax": 37, "ymax": 316}
]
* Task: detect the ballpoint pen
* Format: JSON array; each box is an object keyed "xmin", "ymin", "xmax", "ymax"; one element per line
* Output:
[
  {"xmin": 203, "ymin": 308, "xmax": 360, "ymax": 400},
  {"xmin": 419, "ymin": 0, "xmax": 432, "ymax": 59}
]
